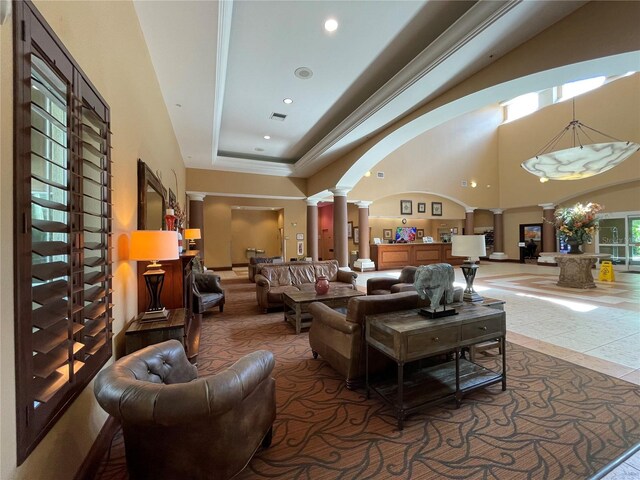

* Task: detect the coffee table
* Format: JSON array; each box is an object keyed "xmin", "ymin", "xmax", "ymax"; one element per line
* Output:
[{"xmin": 283, "ymin": 288, "xmax": 365, "ymax": 334}]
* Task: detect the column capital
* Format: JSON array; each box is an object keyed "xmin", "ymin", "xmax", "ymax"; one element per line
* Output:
[
  {"xmin": 329, "ymin": 187, "xmax": 351, "ymax": 197},
  {"xmin": 489, "ymin": 208, "xmax": 504, "ymax": 215},
  {"xmin": 465, "ymin": 207, "xmax": 476, "ymax": 214},
  {"xmin": 188, "ymin": 193, "xmax": 206, "ymax": 202},
  {"xmin": 306, "ymin": 198, "xmax": 320, "ymax": 206},
  {"xmin": 355, "ymin": 201, "xmax": 372, "ymax": 208},
  {"xmin": 538, "ymin": 203, "xmax": 556, "ymax": 210}
]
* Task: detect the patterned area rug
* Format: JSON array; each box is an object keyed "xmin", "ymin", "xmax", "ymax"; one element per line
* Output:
[{"xmin": 95, "ymin": 280, "xmax": 640, "ymax": 480}]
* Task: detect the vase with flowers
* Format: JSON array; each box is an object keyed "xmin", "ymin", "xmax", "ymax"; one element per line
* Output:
[{"xmin": 552, "ymin": 202, "xmax": 603, "ymax": 254}]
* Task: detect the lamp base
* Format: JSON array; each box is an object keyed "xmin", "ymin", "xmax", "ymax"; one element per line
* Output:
[
  {"xmin": 419, "ymin": 306, "xmax": 458, "ymax": 319},
  {"xmin": 140, "ymin": 308, "xmax": 169, "ymax": 322},
  {"xmin": 463, "ymin": 291, "xmax": 484, "ymax": 303},
  {"xmin": 461, "ymin": 261, "xmax": 483, "ymax": 303}
]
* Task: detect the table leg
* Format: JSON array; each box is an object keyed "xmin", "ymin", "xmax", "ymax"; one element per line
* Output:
[
  {"xmin": 501, "ymin": 336, "xmax": 507, "ymax": 391},
  {"xmin": 397, "ymin": 362, "xmax": 404, "ymax": 430},
  {"xmin": 365, "ymin": 341, "xmax": 370, "ymax": 400},
  {"xmin": 295, "ymin": 304, "xmax": 301, "ymax": 334},
  {"xmin": 455, "ymin": 347, "xmax": 461, "ymax": 408}
]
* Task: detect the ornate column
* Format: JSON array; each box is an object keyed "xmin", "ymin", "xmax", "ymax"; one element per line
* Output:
[
  {"xmin": 306, "ymin": 199, "xmax": 319, "ymax": 261},
  {"xmin": 539, "ymin": 203, "xmax": 557, "ymax": 264},
  {"xmin": 489, "ymin": 208, "xmax": 508, "ymax": 260},
  {"xmin": 188, "ymin": 193, "xmax": 205, "ymax": 259},
  {"xmin": 353, "ymin": 201, "xmax": 375, "ymax": 271},
  {"xmin": 330, "ymin": 187, "xmax": 350, "ymax": 268},
  {"xmin": 464, "ymin": 208, "xmax": 475, "ymax": 235}
]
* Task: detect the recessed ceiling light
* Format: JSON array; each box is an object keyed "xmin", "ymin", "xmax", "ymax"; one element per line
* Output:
[
  {"xmin": 263, "ymin": 135, "xmax": 271, "ymax": 140},
  {"xmin": 283, "ymin": 98, "xmax": 293, "ymax": 104},
  {"xmin": 324, "ymin": 18, "xmax": 338, "ymax": 32},
  {"xmin": 470, "ymin": 181, "xmax": 477, "ymax": 188},
  {"xmin": 364, "ymin": 171, "xmax": 371, "ymax": 177}
]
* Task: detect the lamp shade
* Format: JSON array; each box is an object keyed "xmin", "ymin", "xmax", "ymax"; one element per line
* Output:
[
  {"xmin": 184, "ymin": 228, "xmax": 201, "ymax": 240},
  {"xmin": 130, "ymin": 230, "xmax": 179, "ymax": 262},
  {"xmin": 452, "ymin": 235, "xmax": 486, "ymax": 258}
]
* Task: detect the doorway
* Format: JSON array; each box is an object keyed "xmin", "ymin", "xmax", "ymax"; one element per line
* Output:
[
  {"xmin": 321, "ymin": 229, "xmax": 334, "ymax": 261},
  {"xmin": 597, "ymin": 213, "xmax": 640, "ymax": 272},
  {"xmin": 519, "ymin": 224, "xmax": 542, "ymax": 263}
]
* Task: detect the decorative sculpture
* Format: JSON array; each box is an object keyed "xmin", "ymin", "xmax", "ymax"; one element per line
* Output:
[{"xmin": 413, "ymin": 263, "xmax": 458, "ymax": 318}]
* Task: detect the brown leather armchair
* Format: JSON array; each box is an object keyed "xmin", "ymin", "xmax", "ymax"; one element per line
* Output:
[
  {"xmin": 193, "ymin": 272, "xmax": 225, "ymax": 314},
  {"xmin": 94, "ymin": 340, "xmax": 276, "ymax": 480},
  {"xmin": 309, "ymin": 291, "xmax": 422, "ymax": 388},
  {"xmin": 366, "ymin": 266, "xmax": 417, "ymax": 295}
]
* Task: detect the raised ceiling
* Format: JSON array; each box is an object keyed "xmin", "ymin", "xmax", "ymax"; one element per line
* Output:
[{"xmin": 134, "ymin": 0, "xmax": 586, "ymax": 179}]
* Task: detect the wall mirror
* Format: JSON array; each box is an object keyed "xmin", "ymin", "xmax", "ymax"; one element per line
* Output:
[{"xmin": 137, "ymin": 159, "xmax": 166, "ymax": 230}]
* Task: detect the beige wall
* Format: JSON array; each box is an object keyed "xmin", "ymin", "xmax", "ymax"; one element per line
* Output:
[
  {"xmin": 231, "ymin": 210, "xmax": 281, "ymax": 264},
  {"xmin": 349, "ymin": 106, "xmax": 502, "ymax": 207},
  {"xmin": 0, "ymin": 2, "xmax": 185, "ymax": 478},
  {"xmin": 203, "ymin": 196, "xmax": 307, "ymax": 268},
  {"xmin": 187, "ymin": 168, "xmax": 306, "ymax": 199},
  {"xmin": 498, "ymin": 74, "xmax": 640, "ymax": 208}
]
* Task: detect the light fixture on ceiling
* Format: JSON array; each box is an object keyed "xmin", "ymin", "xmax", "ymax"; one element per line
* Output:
[
  {"xmin": 255, "ymin": 147, "xmax": 264, "ymax": 152},
  {"xmin": 283, "ymin": 98, "xmax": 293, "ymax": 104},
  {"xmin": 324, "ymin": 18, "xmax": 338, "ymax": 32},
  {"xmin": 263, "ymin": 135, "xmax": 271, "ymax": 140},
  {"xmin": 521, "ymin": 99, "xmax": 639, "ymax": 181},
  {"xmin": 470, "ymin": 181, "xmax": 477, "ymax": 188},
  {"xmin": 364, "ymin": 171, "xmax": 371, "ymax": 177},
  {"xmin": 294, "ymin": 67, "xmax": 313, "ymax": 80}
]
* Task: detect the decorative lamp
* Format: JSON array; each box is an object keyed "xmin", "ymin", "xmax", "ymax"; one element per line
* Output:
[
  {"xmin": 521, "ymin": 99, "xmax": 640, "ymax": 181},
  {"xmin": 130, "ymin": 230, "xmax": 179, "ymax": 320},
  {"xmin": 451, "ymin": 235, "xmax": 486, "ymax": 303},
  {"xmin": 184, "ymin": 228, "xmax": 201, "ymax": 250}
]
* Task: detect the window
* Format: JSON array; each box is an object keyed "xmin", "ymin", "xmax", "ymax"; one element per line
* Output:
[
  {"xmin": 503, "ymin": 93, "xmax": 539, "ymax": 122},
  {"xmin": 558, "ymin": 76, "xmax": 606, "ymax": 102},
  {"xmin": 14, "ymin": 2, "xmax": 112, "ymax": 463}
]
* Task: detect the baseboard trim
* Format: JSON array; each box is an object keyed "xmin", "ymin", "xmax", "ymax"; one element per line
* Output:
[{"xmin": 73, "ymin": 415, "xmax": 120, "ymax": 480}]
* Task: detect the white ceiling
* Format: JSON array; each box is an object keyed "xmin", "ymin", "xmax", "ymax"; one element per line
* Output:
[{"xmin": 134, "ymin": 0, "xmax": 586, "ymax": 179}]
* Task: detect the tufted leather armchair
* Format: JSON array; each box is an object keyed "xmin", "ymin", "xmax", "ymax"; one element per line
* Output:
[
  {"xmin": 193, "ymin": 272, "xmax": 225, "ymax": 314},
  {"xmin": 366, "ymin": 266, "xmax": 418, "ymax": 295},
  {"xmin": 94, "ymin": 340, "xmax": 276, "ymax": 480}
]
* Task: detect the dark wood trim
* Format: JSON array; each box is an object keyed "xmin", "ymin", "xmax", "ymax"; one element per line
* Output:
[
  {"xmin": 73, "ymin": 416, "xmax": 121, "ymax": 480},
  {"xmin": 137, "ymin": 159, "xmax": 167, "ymax": 230}
]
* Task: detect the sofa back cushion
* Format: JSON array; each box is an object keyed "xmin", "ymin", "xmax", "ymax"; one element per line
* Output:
[
  {"xmin": 346, "ymin": 291, "xmax": 420, "ymax": 326},
  {"xmin": 259, "ymin": 265, "xmax": 292, "ymax": 287},
  {"xmin": 398, "ymin": 266, "xmax": 418, "ymax": 283},
  {"xmin": 289, "ymin": 264, "xmax": 316, "ymax": 285},
  {"xmin": 314, "ymin": 260, "xmax": 339, "ymax": 281}
]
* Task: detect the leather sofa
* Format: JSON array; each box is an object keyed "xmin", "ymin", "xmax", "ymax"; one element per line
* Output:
[
  {"xmin": 94, "ymin": 340, "xmax": 276, "ymax": 480},
  {"xmin": 193, "ymin": 272, "xmax": 225, "ymax": 314},
  {"xmin": 255, "ymin": 259, "xmax": 357, "ymax": 313},
  {"xmin": 248, "ymin": 256, "xmax": 284, "ymax": 282},
  {"xmin": 308, "ymin": 287, "xmax": 463, "ymax": 388},
  {"xmin": 366, "ymin": 265, "xmax": 417, "ymax": 295}
]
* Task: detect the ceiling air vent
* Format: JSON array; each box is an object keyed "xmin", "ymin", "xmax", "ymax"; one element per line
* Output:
[
  {"xmin": 270, "ymin": 112, "xmax": 287, "ymax": 121},
  {"xmin": 376, "ymin": 171, "xmax": 384, "ymax": 179}
]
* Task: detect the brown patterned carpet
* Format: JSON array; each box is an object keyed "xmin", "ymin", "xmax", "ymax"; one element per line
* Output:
[{"xmin": 94, "ymin": 278, "xmax": 640, "ymax": 480}]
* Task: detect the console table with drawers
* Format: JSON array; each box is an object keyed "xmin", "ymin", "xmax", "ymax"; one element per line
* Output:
[{"xmin": 365, "ymin": 302, "xmax": 506, "ymax": 429}]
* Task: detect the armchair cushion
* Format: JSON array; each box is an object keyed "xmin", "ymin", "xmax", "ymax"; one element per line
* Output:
[
  {"xmin": 193, "ymin": 272, "xmax": 225, "ymax": 314},
  {"xmin": 94, "ymin": 340, "xmax": 276, "ymax": 480},
  {"xmin": 367, "ymin": 266, "xmax": 417, "ymax": 295}
]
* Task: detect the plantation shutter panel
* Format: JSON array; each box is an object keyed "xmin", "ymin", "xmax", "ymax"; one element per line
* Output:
[{"xmin": 14, "ymin": 2, "xmax": 113, "ymax": 463}]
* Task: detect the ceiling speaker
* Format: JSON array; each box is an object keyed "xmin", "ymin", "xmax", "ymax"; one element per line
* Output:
[{"xmin": 294, "ymin": 67, "xmax": 313, "ymax": 79}]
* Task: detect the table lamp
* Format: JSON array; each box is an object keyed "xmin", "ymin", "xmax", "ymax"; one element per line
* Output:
[
  {"xmin": 184, "ymin": 228, "xmax": 201, "ymax": 250},
  {"xmin": 130, "ymin": 230, "xmax": 179, "ymax": 320},
  {"xmin": 452, "ymin": 234, "xmax": 486, "ymax": 303}
]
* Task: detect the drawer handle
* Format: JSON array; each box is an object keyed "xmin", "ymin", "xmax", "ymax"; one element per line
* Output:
[
  {"xmin": 432, "ymin": 337, "xmax": 439, "ymax": 342},
  {"xmin": 479, "ymin": 326, "xmax": 487, "ymax": 331}
]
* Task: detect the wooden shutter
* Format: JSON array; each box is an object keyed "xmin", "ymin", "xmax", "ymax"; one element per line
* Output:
[{"xmin": 14, "ymin": 2, "xmax": 113, "ymax": 463}]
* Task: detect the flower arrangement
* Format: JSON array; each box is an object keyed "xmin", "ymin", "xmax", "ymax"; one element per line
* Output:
[{"xmin": 553, "ymin": 202, "xmax": 603, "ymax": 244}]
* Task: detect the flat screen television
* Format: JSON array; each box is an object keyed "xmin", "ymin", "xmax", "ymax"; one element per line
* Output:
[{"xmin": 395, "ymin": 227, "xmax": 416, "ymax": 242}]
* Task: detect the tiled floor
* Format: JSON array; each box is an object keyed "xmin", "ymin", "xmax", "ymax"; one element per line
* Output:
[{"xmin": 353, "ymin": 261, "xmax": 640, "ymax": 479}]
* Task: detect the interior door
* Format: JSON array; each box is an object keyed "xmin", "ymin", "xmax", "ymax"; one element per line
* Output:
[
  {"xmin": 519, "ymin": 224, "xmax": 542, "ymax": 263},
  {"xmin": 321, "ymin": 229, "xmax": 334, "ymax": 260}
]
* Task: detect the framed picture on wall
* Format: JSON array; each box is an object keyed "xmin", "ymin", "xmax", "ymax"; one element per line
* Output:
[
  {"xmin": 431, "ymin": 202, "xmax": 443, "ymax": 216},
  {"xmin": 452, "ymin": 227, "xmax": 458, "ymax": 234},
  {"xmin": 347, "ymin": 221, "xmax": 353, "ymax": 238},
  {"xmin": 353, "ymin": 227, "xmax": 359, "ymax": 244},
  {"xmin": 296, "ymin": 241, "xmax": 304, "ymax": 256},
  {"xmin": 417, "ymin": 229, "xmax": 424, "ymax": 238},
  {"xmin": 400, "ymin": 200, "xmax": 412, "ymax": 215},
  {"xmin": 417, "ymin": 202, "xmax": 426, "ymax": 213},
  {"xmin": 383, "ymin": 229, "xmax": 392, "ymax": 240},
  {"xmin": 296, "ymin": 233, "xmax": 304, "ymax": 240}
]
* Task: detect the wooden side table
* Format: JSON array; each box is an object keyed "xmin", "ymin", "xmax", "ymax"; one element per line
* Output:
[{"xmin": 125, "ymin": 308, "xmax": 200, "ymax": 363}]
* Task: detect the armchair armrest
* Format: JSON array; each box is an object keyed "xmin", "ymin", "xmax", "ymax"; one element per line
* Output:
[
  {"xmin": 194, "ymin": 272, "xmax": 223, "ymax": 294},
  {"xmin": 336, "ymin": 269, "xmax": 357, "ymax": 285},
  {"xmin": 366, "ymin": 277, "xmax": 398, "ymax": 294},
  {"xmin": 309, "ymin": 302, "xmax": 358, "ymax": 334},
  {"xmin": 254, "ymin": 273, "xmax": 271, "ymax": 288}
]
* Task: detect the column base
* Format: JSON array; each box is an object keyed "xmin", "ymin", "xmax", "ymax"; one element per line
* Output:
[
  {"xmin": 353, "ymin": 259, "xmax": 376, "ymax": 272},
  {"xmin": 489, "ymin": 252, "xmax": 509, "ymax": 261}
]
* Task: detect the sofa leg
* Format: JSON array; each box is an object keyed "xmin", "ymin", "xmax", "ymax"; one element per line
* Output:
[
  {"xmin": 346, "ymin": 379, "xmax": 358, "ymax": 390},
  {"xmin": 261, "ymin": 426, "xmax": 273, "ymax": 449},
  {"xmin": 312, "ymin": 350, "xmax": 318, "ymax": 359},
  {"xmin": 219, "ymin": 305, "xmax": 224, "ymax": 312}
]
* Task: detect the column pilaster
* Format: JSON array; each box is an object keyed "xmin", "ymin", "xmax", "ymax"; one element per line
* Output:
[
  {"xmin": 353, "ymin": 201, "xmax": 375, "ymax": 271},
  {"xmin": 539, "ymin": 203, "xmax": 557, "ymax": 264},
  {"xmin": 306, "ymin": 199, "xmax": 319, "ymax": 261},
  {"xmin": 330, "ymin": 187, "xmax": 350, "ymax": 268},
  {"xmin": 489, "ymin": 208, "xmax": 508, "ymax": 260}
]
